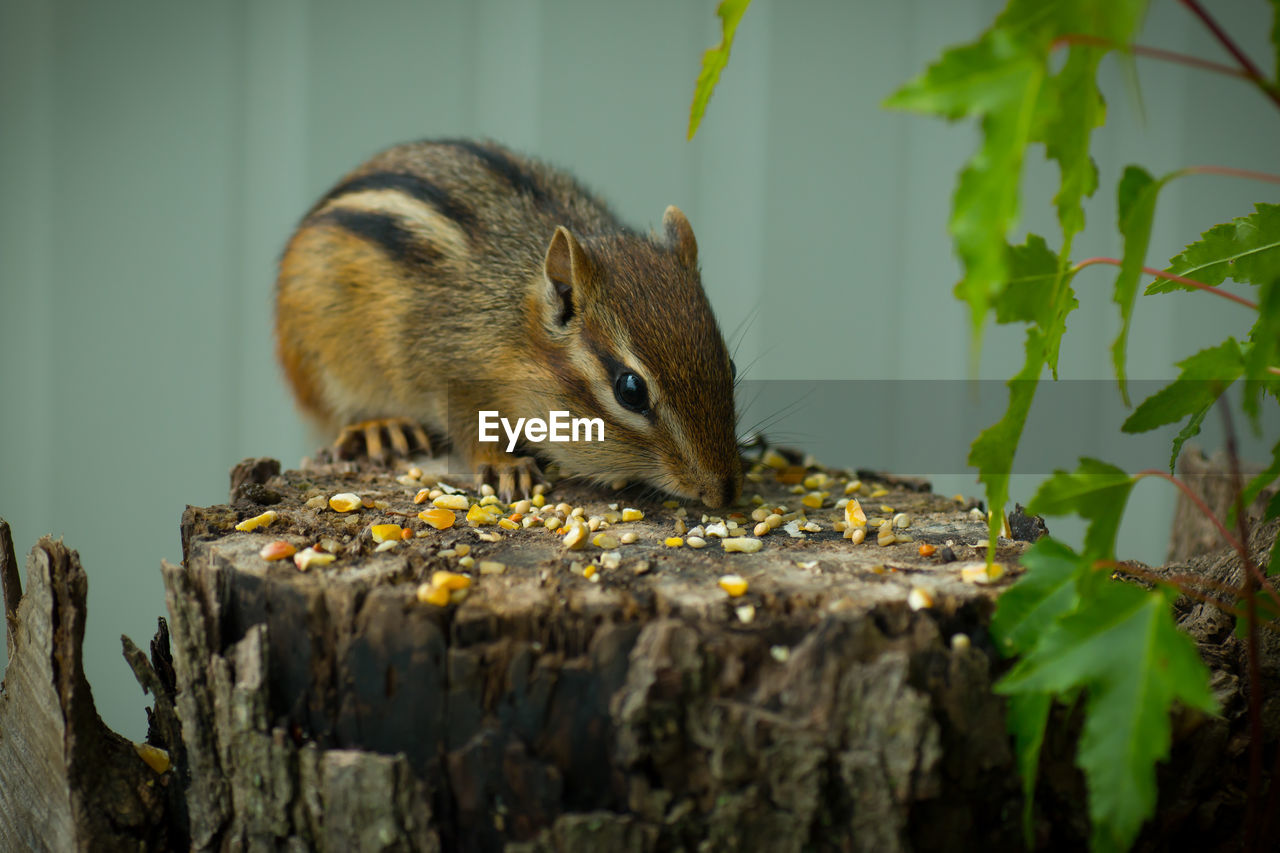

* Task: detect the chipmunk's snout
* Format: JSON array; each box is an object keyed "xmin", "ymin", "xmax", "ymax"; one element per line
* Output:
[{"xmin": 697, "ymin": 468, "xmax": 742, "ymax": 509}]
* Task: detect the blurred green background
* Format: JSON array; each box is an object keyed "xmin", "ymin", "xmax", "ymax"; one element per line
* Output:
[{"xmin": 1, "ymin": 0, "xmax": 1276, "ymax": 740}]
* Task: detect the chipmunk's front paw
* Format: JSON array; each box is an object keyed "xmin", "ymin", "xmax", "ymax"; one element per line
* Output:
[
  {"xmin": 335, "ymin": 418, "xmax": 433, "ymax": 461},
  {"xmin": 476, "ymin": 456, "xmax": 544, "ymax": 503}
]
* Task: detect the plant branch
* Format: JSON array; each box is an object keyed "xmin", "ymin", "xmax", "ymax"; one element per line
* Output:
[
  {"xmin": 1134, "ymin": 469, "xmax": 1248, "ymax": 556},
  {"xmin": 1095, "ymin": 560, "xmax": 1280, "ymax": 622},
  {"xmin": 1178, "ymin": 0, "xmax": 1280, "ymax": 112},
  {"xmin": 1178, "ymin": 165, "xmax": 1280, "ymax": 185},
  {"xmin": 1073, "ymin": 257, "xmax": 1260, "ymax": 310},
  {"xmin": 1052, "ymin": 33, "xmax": 1249, "ymax": 80}
]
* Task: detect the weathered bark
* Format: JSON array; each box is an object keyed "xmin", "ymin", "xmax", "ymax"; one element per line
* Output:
[
  {"xmin": 1, "ymin": 449, "xmax": 1275, "ymax": 851},
  {"xmin": 0, "ymin": 521, "xmax": 170, "ymax": 851},
  {"xmin": 1168, "ymin": 446, "xmax": 1272, "ymax": 564}
]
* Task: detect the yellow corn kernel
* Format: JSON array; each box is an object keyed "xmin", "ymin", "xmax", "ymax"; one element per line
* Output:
[
  {"xmin": 432, "ymin": 494, "xmax": 470, "ymax": 510},
  {"xmin": 908, "ymin": 587, "xmax": 934, "ymax": 610},
  {"xmin": 722, "ymin": 537, "xmax": 763, "ymax": 553},
  {"xmin": 531, "ymin": 493, "xmax": 546, "ymax": 508},
  {"xmin": 498, "ymin": 518, "xmax": 520, "ymax": 531},
  {"xmin": 417, "ymin": 583, "xmax": 450, "ymax": 607},
  {"xmin": 664, "ymin": 537, "xmax": 684, "ymax": 547},
  {"xmin": 583, "ymin": 564, "xmax": 597, "ymax": 579},
  {"xmin": 431, "ymin": 570, "xmax": 471, "ymax": 591},
  {"xmin": 418, "ymin": 508, "xmax": 456, "ymax": 530},
  {"xmin": 294, "ymin": 547, "xmax": 336, "ymax": 571},
  {"xmin": 761, "ymin": 448, "xmax": 788, "ymax": 470},
  {"xmin": 328, "ymin": 493, "xmax": 362, "ymax": 513},
  {"xmin": 718, "ymin": 574, "xmax": 749, "ymax": 596},
  {"xmin": 134, "ymin": 743, "xmax": 171, "ymax": 774},
  {"xmin": 235, "ymin": 510, "xmax": 278, "ymax": 532},
  {"xmin": 621, "ymin": 508, "xmax": 644, "ymax": 522},
  {"xmin": 918, "ymin": 543, "xmax": 937, "ymax": 557},
  {"xmin": 593, "ymin": 533, "xmax": 619, "ymax": 549},
  {"xmin": 371, "ymin": 524, "xmax": 403, "ymax": 542},
  {"xmin": 479, "ymin": 494, "xmax": 502, "ymax": 507},
  {"xmin": 844, "ymin": 499, "xmax": 866, "ymax": 528},
  {"xmin": 801, "ymin": 491, "xmax": 827, "ymax": 509},
  {"xmin": 563, "ymin": 524, "xmax": 588, "ymax": 550},
  {"xmin": 259, "ymin": 540, "xmax": 296, "ymax": 561},
  {"xmin": 869, "ymin": 487, "xmax": 889, "ymax": 499},
  {"xmin": 466, "ymin": 504, "xmax": 499, "ymax": 525},
  {"xmin": 478, "ymin": 560, "xmax": 506, "ymax": 575},
  {"xmin": 413, "ymin": 488, "xmax": 431, "ymax": 504},
  {"xmin": 455, "ymin": 544, "xmax": 471, "ymax": 557}
]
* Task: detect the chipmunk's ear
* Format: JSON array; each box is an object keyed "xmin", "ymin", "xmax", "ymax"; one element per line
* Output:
[
  {"xmin": 663, "ymin": 205, "xmax": 698, "ymax": 268},
  {"xmin": 543, "ymin": 226, "xmax": 595, "ymax": 327}
]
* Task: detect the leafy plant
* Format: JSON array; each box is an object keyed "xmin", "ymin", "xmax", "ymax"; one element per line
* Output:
[{"xmin": 689, "ymin": 0, "xmax": 1280, "ymax": 849}]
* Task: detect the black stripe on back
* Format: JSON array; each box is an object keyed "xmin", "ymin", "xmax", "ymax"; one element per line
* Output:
[
  {"xmin": 445, "ymin": 140, "xmax": 546, "ymax": 201},
  {"xmin": 308, "ymin": 171, "xmax": 478, "ymax": 232},
  {"xmin": 314, "ymin": 209, "xmax": 444, "ymax": 269}
]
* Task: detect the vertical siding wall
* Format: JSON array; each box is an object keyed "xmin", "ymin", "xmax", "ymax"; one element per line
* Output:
[{"xmin": 1, "ymin": 0, "xmax": 1276, "ymax": 738}]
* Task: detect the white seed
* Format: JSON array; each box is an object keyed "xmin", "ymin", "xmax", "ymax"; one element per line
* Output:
[
  {"xmin": 374, "ymin": 540, "xmax": 399, "ymax": 552},
  {"xmin": 877, "ymin": 530, "xmax": 897, "ymax": 547},
  {"xmin": 619, "ymin": 532, "xmax": 638, "ymax": 544},
  {"xmin": 686, "ymin": 536, "xmax": 707, "ymax": 549},
  {"xmin": 600, "ymin": 551, "xmax": 622, "ymax": 570},
  {"xmin": 951, "ymin": 633, "xmax": 971, "ymax": 651},
  {"xmin": 478, "ymin": 560, "xmax": 506, "ymax": 575},
  {"xmin": 294, "ymin": 547, "xmax": 336, "ymax": 571},
  {"xmin": 849, "ymin": 527, "xmax": 866, "ymax": 545},
  {"xmin": 674, "ymin": 518, "xmax": 687, "ymax": 535},
  {"xmin": 722, "ymin": 537, "xmax": 763, "ymax": 553},
  {"xmin": 563, "ymin": 523, "xmax": 587, "ymax": 550},
  {"xmin": 705, "ymin": 522, "xmax": 728, "ymax": 538},
  {"xmin": 893, "ymin": 512, "xmax": 912, "ymax": 529},
  {"xmin": 512, "ymin": 499, "xmax": 532, "ymax": 515},
  {"xmin": 480, "ymin": 483, "xmax": 495, "ymax": 497},
  {"xmin": 907, "ymin": 587, "xmax": 934, "ymax": 610},
  {"xmin": 753, "ymin": 522, "xmax": 770, "ymax": 537},
  {"xmin": 769, "ymin": 645, "xmax": 790, "ymax": 662},
  {"xmin": 735, "ymin": 604, "xmax": 756, "ymax": 624}
]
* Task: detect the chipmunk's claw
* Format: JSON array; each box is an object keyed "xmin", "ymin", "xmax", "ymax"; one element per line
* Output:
[
  {"xmin": 335, "ymin": 418, "xmax": 432, "ymax": 461},
  {"xmin": 476, "ymin": 456, "xmax": 544, "ymax": 503}
]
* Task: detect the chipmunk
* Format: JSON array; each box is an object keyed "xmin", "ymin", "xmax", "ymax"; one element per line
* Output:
[{"xmin": 275, "ymin": 139, "xmax": 742, "ymax": 507}]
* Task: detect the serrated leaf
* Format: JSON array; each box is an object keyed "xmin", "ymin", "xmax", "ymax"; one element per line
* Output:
[
  {"xmin": 1122, "ymin": 338, "xmax": 1244, "ymax": 433},
  {"xmin": 1243, "ymin": 280, "xmax": 1280, "ymax": 424},
  {"xmin": 992, "ymin": 537, "xmax": 1085, "ymax": 656},
  {"xmin": 1169, "ymin": 403, "xmax": 1210, "ymax": 473},
  {"xmin": 1147, "ymin": 203, "xmax": 1280, "ymax": 294},
  {"xmin": 1007, "ymin": 690, "xmax": 1051, "ymax": 848},
  {"xmin": 687, "ymin": 0, "xmax": 752, "ymax": 140},
  {"xmin": 994, "ymin": 234, "xmax": 1071, "ymax": 326},
  {"xmin": 997, "ymin": 581, "xmax": 1216, "ymax": 852},
  {"xmin": 1112, "ymin": 166, "xmax": 1165, "ymax": 405},
  {"xmin": 969, "ymin": 328, "xmax": 1045, "ymax": 557},
  {"xmin": 1028, "ymin": 458, "xmax": 1134, "ymax": 560},
  {"xmin": 1240, "ymin": 440, "xmax": 1280, "ymax": 518}
]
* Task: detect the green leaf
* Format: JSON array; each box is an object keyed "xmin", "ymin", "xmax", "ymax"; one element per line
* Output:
[
  {"xmin": 1111, "ymin": 166, "xmax": 1165, "ymax": 405},
  {"xmin": 1027, "ymin": 458, "xmax": 1134, "ymax": 560},
  {"xmin": 1007, "ymin": 690, "xmax": 1052, "ymax": 848},
  {"xmin": 687, "ymin": 0, "xmax": 752, "ymax": 140},
  {"xmin": 969, "ymin": 328, "xmax": 1045, "ymax": 558},
  {"xmin": 1243, "ymin": 279, "xmax": 1280, "ymax": 424},
  {"xmin": 992, "ymin": 537, "xmax": 1085, "ymax": 656},
  {"xmin": 1147, "ymin": 202, "xmax": 1280, "ymax": 294},
  {"xmin": 997, "ymin": 580, "xmax": 1216, "ymax": 852},
  {"xmin": 994, "ymin": 234, "xmax": 1072, "ymax": 326},
  {"xmin": 1240, "ymin": 439, "xmax": 1280, "ymax": 517},
  {"xmin": 1169, "ymin": 403, "xmax": 1210, "ymax": 473},
  {"xmin": 1271, "ymin": 0, "xmax": 1280, "ymax": 80},
  {"xmin": 1122, "ymin": 338, "xmax": 1244, "ymax": 433}
]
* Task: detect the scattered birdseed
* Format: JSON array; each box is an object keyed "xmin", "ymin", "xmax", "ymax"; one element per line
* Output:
[
  {"xmin": 664, "ymin": 537, "xmax": 684, "ymax": 548},
  {"xmin": 235, "ymin": 510, "xmax": 278, "ymax": 532},
  {"xmin": 844, "ymin": 480, "xmax": 863, "ymax": 495},
  {"xmin": 662, "ymin": 500, "xmax": 680, "ymax": 509},
  {"xmin": 622, "ymin": 508, "xmax": 644, "ymax": 522},
  {"xmin": 396, "ymin": 475, "xmax": 420, "ymax": 487},
  {"xmin": 600, "ymin": 551, "xmax": 622, "ymax": 570},
  {"xmin": 633, "ymin": 560, "xmax": 652, "ymax": 576},
  {"xmin": 770, "ymin": 645, "xmax": 790, "ymax": 662},
  {"xmin": 877, "ymin": 530, "xmax": 897, "ymax": 547},
  {"xmin": 960, "ymin": 562, "xmax": 1005, "ymax": 584},
  {"xmin": 455, "ymin": 544, "xmax": 470, "ymax": 557},
  {"xmin": 619, "ymin": 532, "xmax": 638, "ymax": 544},
  {"xmin": 892, "ymin": 512, "xmax": 911, "ymax": 529},
  {"xmin": 563, "ymin": 524, "xmax": 588, "ymax": 550},
  {"xmin": 134, "ymin": 743, "xmax": 170, "ymax": 774},
  {"xmin": 498, "ymin": 518, "xmax": 520, "ymax": 531},
  {"xmin": 305, "ymin": 495, "xmax": 328, "ymax": 510},
  {"xmin": 761, "ymin": 449, "xmax": 788, "ymax": 470},
  {"xmin": 869, "ymin": 487, "xmax": 889, "ymax": 499},
  {"xmin": 686, "ymin": 536, "xmax": 707, "ymax": 549},
  {"xmin": 951, "ymin": 634, "xmax": 971, "ymax": 651},
  {"xmin": 458, "ymin": 555, "xmax": 475, "ymax": 568},
  {"xmin": 844, "ymin": 499, "xmax": 866, "ymax": 528},
  {"xmin": 433, "ymin": 494, "xmax": 469, "ymax": 510},
  {"xmin": 907, "ymin": 587, "xmax": 934, "ymax": 610},
  {"xmin": 432, "ymin": 570, "xmax": 471, "ymax": 591},
  {"xmin": 294, "ymin": 547, "xmax": 336, "ymax": 571},
  {"xmin": 371, "ymin": 524, "xmax": 403, "ymax": 542},
  {"xmin": 417, "ymin": 583, "xmax": 449, "ymax": 607},
  {"xmin": 718, "ymin": 574, "xmax": 749, "ymax": 595},
  {"xmin": 417, "ymin": 507, "xmax": 455, "ymax": 530},
  {"xmin": 705, "ymin": 522, "xmax": 729, "ymax": 538},
  {"xmin": 849, "ymin": 527, "xmax": 866, "ymax": 545},
  {"xmin": 407, "ymin": 466, "xmax": 423, "ymax": 479},
  {"xmin": 531, "ymin": 493, "xmax": 546, "ymax": 508},
  {"xmin": 735, "ymin": 604, "xmax": 756, "ymax": 624},
  {"xmin": 374, "ymin": 540, "xmax": 399, "ymax": 552},
  {"xmin": 259, "ymin": 541, "xmax": 296, "ymax": 561},
  {"xmin": 918, "ymin": 543, "xmax": 937, "ymax": 557},
  {"xmin": 582, "ymin": 564, "xmax": 597, "ymax": 579},
  {"xmin": 753, "ymin": 522, "xmax": 770, "ymax": 537},
  {"xmin": 479, "ymin": 560, "xmax": 506, "ymax": 575},
  {"xmin": 722, "ymin": 538, "xmax": 763, "ymax": 553},
  {"xmin": 593, "ymin": 533, "xmax": 620, "ymax": 549},
  {"xmin": 479, "ymin": 495, "xmax": 501, "ymax": 507},
  {"xmin": 466, "ymin": 504, "xmax": 500, "ymax": 525},
  {"xmin": 801, "ymin": 491, "xmax": 827, "ymax": 509},
  {"xmin": 674, "ymin": 519, "xmax": 687, "ymax": 535}
]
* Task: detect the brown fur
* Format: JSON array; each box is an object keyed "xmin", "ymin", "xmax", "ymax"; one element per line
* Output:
[{"xmin": 275, "ymin": 139, "xmax": 741, "ymax": 506}]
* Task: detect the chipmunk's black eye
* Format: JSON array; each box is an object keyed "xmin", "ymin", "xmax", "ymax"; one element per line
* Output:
[
  {"xmin": 614, "ymin": 370, "xmax": 649, "ymax": 414},
  {"xmin": 730, "ymin": 359, "xmax": 737, "ymax": 381}
]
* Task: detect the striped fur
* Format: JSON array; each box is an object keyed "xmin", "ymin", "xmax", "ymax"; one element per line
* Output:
[{"xmin": 275, "ymin": 139, "xmax": 741, "ymax": 506}]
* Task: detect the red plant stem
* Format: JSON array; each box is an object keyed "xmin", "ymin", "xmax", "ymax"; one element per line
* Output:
[
  {"xmin": 1178, "ymin": 165, "xmax": 1280, "ymax": 185},
  {"xmin": 1178, "ymin": 0, "xmax": 1280, "ymax": 113},
  {"xmin": 1217, "ymin": 400, "xmax": 1265, "ymax": 852},
  {"xmin": 1073, "ymin": 257, "xmax": 1260, "ymax": 310},
  {"xmin": 1095, "ymin": 560, "xmax": 1280, "ymax": 620},
  {"xmin": 1134, "ymin": 470, "xmax": 1248, "ymax": 556},
  {"xmin": 1052, "ymin": 33, "xmax": 1249, "ymax": 80}
]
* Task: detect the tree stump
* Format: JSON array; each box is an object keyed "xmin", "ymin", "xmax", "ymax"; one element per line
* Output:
[{"xmin": 1, "ymin": 451, "xmax": 1275, "ymax": 851}]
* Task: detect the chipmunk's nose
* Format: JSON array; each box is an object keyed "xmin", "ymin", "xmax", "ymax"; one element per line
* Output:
[{"xmin": 698, "ymin": 471, "xmax": 741, "ymax": 509}]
